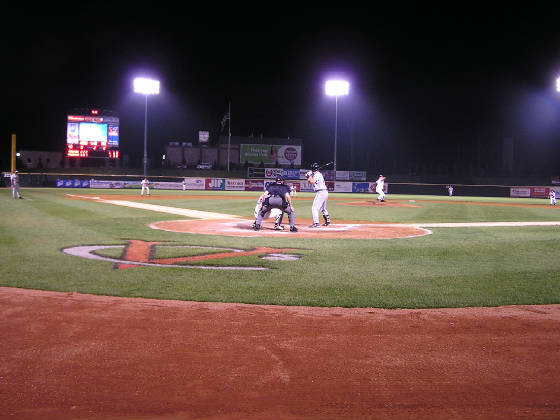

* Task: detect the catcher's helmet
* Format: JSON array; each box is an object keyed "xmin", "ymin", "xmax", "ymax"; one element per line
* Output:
[
  {"xmin": 311, "ymin": 162, "xmax": 319, "ymax": 171},
  {"xmin": 275, "ymin": 174, "xmax": 285, "ymax": 183}
]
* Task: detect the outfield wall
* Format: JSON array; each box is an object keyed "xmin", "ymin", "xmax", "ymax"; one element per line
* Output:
[
  {"xmin": 55, "ymin": 178, "xmax": 389, "ymax": 195},
  {"xmin": 4, "ymin": 173, "xmax": 558, "ymax": 199}
]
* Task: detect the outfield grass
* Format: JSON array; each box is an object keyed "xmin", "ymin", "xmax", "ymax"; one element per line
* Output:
[{"xmin": 1, "ymin": 188, "xmax": 559, "ymax": 308}]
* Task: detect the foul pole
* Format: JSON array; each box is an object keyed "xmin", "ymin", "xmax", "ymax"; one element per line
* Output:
[{"xmin": 11, "ymin": 134, "xmax": 16, "ymax": 172}]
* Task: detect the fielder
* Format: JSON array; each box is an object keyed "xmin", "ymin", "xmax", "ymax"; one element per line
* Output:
[
  {"xmin": 306, "ymin": 162, "xmax": 330, "ymax": 228},
  {"xmin": 550, "ymin": 190, "xmax": 557, "ymax": 205},
  {"xmin": 253, "ymin": 175, "xmax": 297, "ymax": 232},
  {"xmin": 141, "ymin": 178, "xmax": 150, "ymax": 196},
  {"xmin": 10, "ymin": 171, "xmax": 22, "ymax": 199},
  {"xmin": 376, "ymin": 174, "xmax": 386, "ymax": 202}
]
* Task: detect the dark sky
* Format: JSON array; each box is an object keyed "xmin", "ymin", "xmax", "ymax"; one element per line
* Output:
[{"xmin": 4, "ymin": 6, "xmax": 560, "ymax": 176}]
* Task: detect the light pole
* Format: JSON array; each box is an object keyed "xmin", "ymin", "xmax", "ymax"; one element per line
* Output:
[
  {"xmin": 134, "ymin": 77, "xmax": 160, "ymax": 177},
  {"xmin": 325, "ymin": 80, "xmax": 349, "ymax": 177}
]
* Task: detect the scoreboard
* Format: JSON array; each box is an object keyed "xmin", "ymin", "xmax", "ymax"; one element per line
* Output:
[{"xmin": 66, "ymin": 109, "xmax": 120, "ymax": 159}]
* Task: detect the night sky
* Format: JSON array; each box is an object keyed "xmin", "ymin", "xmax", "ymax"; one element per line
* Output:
[{"xmin": 4, "ymin": 6, "xmax": 560, "ymax": 177}]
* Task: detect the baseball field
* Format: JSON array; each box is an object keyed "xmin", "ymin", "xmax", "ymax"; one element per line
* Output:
[{"xmin": 1, "ymin": 187, "xmax": 560, "ymax": 418}]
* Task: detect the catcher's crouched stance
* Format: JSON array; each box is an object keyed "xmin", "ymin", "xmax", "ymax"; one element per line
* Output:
[{"xmin": 253, "ymin": 175, "xmax": 298, "ymax": 232}]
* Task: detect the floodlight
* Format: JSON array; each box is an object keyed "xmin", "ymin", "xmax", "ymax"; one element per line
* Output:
[
  {"xmin": 556, "ymin": 76, "xmax": 560, "ymax": 92},
  {"xmin": 325, "ymin": 80, "xmax": 349, "ymax": 97},
  {"xmin": 325, "ymin": 79, "xmax": 350, "ymax": 176},
  {"xmin": 134, "ymin": 77, "xmax": 161, "ymax": 177},
  {"xmin": 134, "ymin": 78, "xmax": 160, "ymax": 95}
]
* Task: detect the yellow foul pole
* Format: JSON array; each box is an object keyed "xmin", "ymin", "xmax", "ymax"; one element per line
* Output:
[{"xmin": 11, "ymin": 134, "xmax": 16, "ymax": 172}]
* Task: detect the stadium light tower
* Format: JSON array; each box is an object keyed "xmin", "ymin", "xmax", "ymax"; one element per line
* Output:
[
  {"xmin": 325, "ymin": 80, "xmax": 349, "ymax": 176},
  {"xmin": 134, "ymin": 77, "xmax": 160, "ymax": 177}
]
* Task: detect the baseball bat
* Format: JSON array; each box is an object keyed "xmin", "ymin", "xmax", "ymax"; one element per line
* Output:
[{"xmin": 318, "ymin": 161, "xmax": 334, "ymax": 170}]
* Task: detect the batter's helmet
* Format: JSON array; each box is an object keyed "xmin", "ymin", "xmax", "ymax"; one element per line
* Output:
[
  {"xmin": 275, "ymin": 174, "xmax": 285, "ymax": 183},
  {"xmin": 311, "ymin": 162, "xmax": 319, "ymax": 171}
]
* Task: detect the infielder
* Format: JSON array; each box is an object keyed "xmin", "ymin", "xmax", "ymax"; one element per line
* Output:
[
  {"xmin": 141, "ymin": 178, "xmax": 150, "ymax": 196},
  {"xmin": 10, "ymin": 171, "xmax": 22, "ymax": 199},
  {"xmin": 306, "ymin": 162, "xmax": 330, "ymax": 228},
  {"xmin": 376, "ymin": 174, "xmax": 386, "ymax": 202},
  {"xmin": 253, "ymin": 175, "xmax": 297, "ymax": 232},
  {"xmin": 550, "ymin": 190, "xmax": 557, "ymax": 205}
]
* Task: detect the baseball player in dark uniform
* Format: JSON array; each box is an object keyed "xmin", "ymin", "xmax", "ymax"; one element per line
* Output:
[{"xmin": 253, "ymin": 175, "xmax": 298, "ymax": 232}]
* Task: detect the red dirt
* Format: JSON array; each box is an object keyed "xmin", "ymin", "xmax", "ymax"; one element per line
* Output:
[
  {"xmin": 150, "ymin": 218, "xmax": 430, "ymax": 239},
  {"xmin": 1, "ymin": 287, "xmax": 559, "ymax": 419}
]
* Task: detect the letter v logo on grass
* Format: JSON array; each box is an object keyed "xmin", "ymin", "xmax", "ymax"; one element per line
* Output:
[{"xmin": 61, "ymin": 239, "xmax": 301, "ymax": 271}]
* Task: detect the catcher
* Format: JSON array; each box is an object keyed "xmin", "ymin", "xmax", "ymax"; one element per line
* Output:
[
  {"xmin": 254, "ymin": 193, "xmax": 284, "ymax": 229},
  {"xmin": 253, "ymin": 175, "xmax": 298, "ymax": 232}
]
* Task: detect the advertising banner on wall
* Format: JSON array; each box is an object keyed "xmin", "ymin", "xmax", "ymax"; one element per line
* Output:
[
  {"xmin": 334, "ymin": 182, "xmax": 353, "ymax": 192},
  {"xmin": 351, "ymin": 171, "xmax": 367, "ymax": 181},
  {"xmin": 245, "ymin": 179, "xmax": 265, "ymax": 191},
  {"xmin": 182, "ymin": 178, "xmax": 206, "ymax": 190},
  {"xmin": 88, "ymin": 179, "xmax": 124, "ymax": 189},
  {"xmin": 57, "ymin": 179, "xmax": 91, "ymax": 188},
  {"xmin": 299, "ymin": 181, "xmax": 314, "ymax": 192},
  {"xmin": 352, "ymin": 182, "xmax": 371, "ymax": 193},
  {"xmin": 225, "ymin": 179, "xmax": 245, "ymax": 191},
  {"xmin": 153, "ymin": 182, "xmax": 183, "ymax": 190},
  {"xmin": 510, "ymin": 187, "xmax": 531, "ymax": 197},
  {"xmin": 264, "ymin": 168, "xmax": 284, "ymax": 179},
  {"xmin": 240, "ymin": 144, "xmax": 302, "ymax": 166},
  {"xmin": 283, "ymin": 169, "xmax": 301, "ymax": 180},
  {"xmin": 530, "ymin": 187, "xmax": 549, "ymax": 198},
  {"xmin": 336, "ymin": 171, "xmax": 350, "ymax": 181},
  {"xmin": 206, "ymin": 178, "xmax": 225, "ymax": 190}
]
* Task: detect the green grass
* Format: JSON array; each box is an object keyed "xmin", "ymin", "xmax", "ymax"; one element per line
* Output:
[{"xmin": 1, "ymin": 187, "xmax": 559, "ymax": 308}]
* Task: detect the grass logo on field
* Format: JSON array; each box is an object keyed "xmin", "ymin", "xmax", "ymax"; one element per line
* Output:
[{"xmin": 61, "ymin": 239, "xmax": 301, "ymax": 270}]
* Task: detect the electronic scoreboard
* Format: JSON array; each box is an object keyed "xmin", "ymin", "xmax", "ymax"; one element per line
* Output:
[{"xmin": 66, "ymin": 109, "xmax": 120, "ymax": 159}]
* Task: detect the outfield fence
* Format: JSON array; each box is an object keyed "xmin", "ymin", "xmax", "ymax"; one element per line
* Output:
[{"xmin": 3, "ymin": 172, "xmax": 559, "ymax": 199}]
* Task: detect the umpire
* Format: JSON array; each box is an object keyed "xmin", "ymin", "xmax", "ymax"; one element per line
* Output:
[{"xmin": 253, "ymin": 175, "xmax": 298, "ymax": 232}]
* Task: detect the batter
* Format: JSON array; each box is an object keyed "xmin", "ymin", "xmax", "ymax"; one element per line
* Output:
[{"xmin": 306, "ymin": 162, "xmax": 330, "ymax": 228}]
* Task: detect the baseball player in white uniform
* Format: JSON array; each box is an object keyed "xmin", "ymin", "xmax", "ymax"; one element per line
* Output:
[
  {"xmin": 10, "ymin": 171, "xmax": 22, "ymax": 199},
  {"xmin": 290, "ymin": 184, "xmax": 297, "ymax": 197},
  {"xmin": 141, "ymin": 178, "xmax": 150, "ymax": 196},
  {"xmin": 550, "ymin": 190, "xmax": 557, "ymax": 205},
  {"xmin": 306, "ymin": 162, "xmax": 330, "ymax": 228},
  {"xmin": 376, "ymin": 174, "xmax": 386, "ymax": 202}
]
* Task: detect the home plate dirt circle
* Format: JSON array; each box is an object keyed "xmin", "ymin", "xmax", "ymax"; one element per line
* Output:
[{"xmin": 151, "ymin": 218, "xmax": 431, "ymax": 239}]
